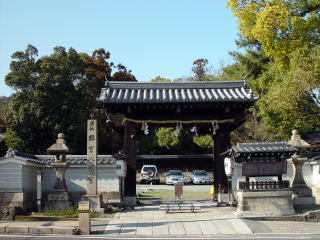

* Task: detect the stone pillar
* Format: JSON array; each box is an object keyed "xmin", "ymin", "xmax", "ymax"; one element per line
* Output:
[
  {"xmin": 123, "ymin": 121, "xmax": 136, "ymax": 207},
  {"xmin": 47, "ymin": 133, "xmax": 73, "ymax": 210},
  {"xmin": 82, "ymin": 119, "xmax": 103, "ymax": 212},
  {"xmin": 87, "ymin": 119, "xmax": 98, "ymax": 195}
]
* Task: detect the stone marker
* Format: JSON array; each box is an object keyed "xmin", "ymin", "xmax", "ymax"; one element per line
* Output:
[
  {"xmin": 82, "ymin": 119, "xmax": 103, "ymax": 212},
  {"xmin": 78, "ymin": 201, "xmax": 91, "ymax": 235}
]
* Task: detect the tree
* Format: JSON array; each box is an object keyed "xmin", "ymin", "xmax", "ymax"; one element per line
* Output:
[
  {"xmin": 5, "ymin": 45, "xmax": 88, "ymax": 153},
  {"xmin": 227, "ymin": 0, "xmax": 320, "ymax": 67},
  {"xmin": 150, "ymin": 76, "xmax": 171, "ymax": 82},
  {"xmin": 4, "ymin": 45, "xmax": 136, "ymax": 154},
  {"xmin": 192, "ymin": 58, "xmax": 209, "ymax": 81},
  {"xmin": 112, "ymin": 64, "xmax": 137, "ymax": 82},
  {"xmin": 227, "ymin": 0, "xmax": 320, "ymax": 136}
]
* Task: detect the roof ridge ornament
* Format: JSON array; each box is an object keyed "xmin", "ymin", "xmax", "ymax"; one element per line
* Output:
[{"xmin": 5, "ymin": 148, "xmax": 16, "ymax": 158}]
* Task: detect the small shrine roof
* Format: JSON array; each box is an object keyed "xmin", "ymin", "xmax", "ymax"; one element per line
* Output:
[
  {"xmin": 222, "ymin": 142, "xmax": 298, "ymax": 162},
  {"xmin": 99, "ymin": 81, "xmax": 257, "ymax": 104},
  {"xmin": 234, "ymin": 142, "xmax": 297, "ymax": 154}
]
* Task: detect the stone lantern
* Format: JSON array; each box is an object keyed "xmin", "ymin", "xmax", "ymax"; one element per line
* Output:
[
  {"xmin": 113, "ymin": 151, "xmax": 128, "ymax": 204},
  {"xmin": 47, "ymin": 133, "xmax": 73, "ymax": 210},
  {"xmin": 288, "ymin": 130, "xmax": 315, "ymax": 206}
]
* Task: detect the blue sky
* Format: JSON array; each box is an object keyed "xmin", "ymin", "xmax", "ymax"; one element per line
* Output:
[{"xmin": 0, "ymin": 0, "xmax": 239, "ymax": 97}]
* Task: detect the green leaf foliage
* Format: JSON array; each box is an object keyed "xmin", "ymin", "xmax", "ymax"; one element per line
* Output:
[{"xmin": 4, "ymin": 45, "xmax": 134, "ymax": 154}]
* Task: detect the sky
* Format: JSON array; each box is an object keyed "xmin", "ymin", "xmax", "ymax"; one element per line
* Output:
[{"xmin": 0, "ymin": 0, "xmax": 240, "ymax": 97}]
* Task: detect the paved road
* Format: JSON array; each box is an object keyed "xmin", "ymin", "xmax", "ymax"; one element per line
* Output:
[{"xmin": 1, "ymin": 235, "xmax": 320, "ymax": 240}]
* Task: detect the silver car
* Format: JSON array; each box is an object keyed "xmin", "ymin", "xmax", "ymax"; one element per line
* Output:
[
  {"xmin": 166, "ymin": 170, "xmax": 184, "ymax": 185},
  {"xmin": 191, "ymin": 170, "xmax": 212, "ymax": 184}
]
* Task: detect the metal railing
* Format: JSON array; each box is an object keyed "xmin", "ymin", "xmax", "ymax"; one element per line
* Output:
[{"xmin": 239, "ymin": 180, "xmax": 290, "ymax": 191}]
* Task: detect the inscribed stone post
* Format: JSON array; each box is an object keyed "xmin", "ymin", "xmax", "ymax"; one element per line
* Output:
[{"xmin": 87, "ymin": 119, "xmax": 97, "ymax": 195}]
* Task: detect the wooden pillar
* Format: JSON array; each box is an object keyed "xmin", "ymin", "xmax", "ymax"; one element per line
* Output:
[
  {"xmin": 123, "ymin": 121, "xmax": 137, "ymax": 205},
  {"xmin": 213, "ymin": 125, "xmax": 230, "ymax": 193}
]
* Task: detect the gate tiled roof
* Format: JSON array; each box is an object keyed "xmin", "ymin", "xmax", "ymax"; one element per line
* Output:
[{"xmin": 99, "ymin": 81, "xmax": 256, "ymax": 104}]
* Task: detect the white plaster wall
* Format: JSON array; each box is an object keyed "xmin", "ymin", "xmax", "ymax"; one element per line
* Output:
[
  {"xmin": 0, "ymin": 162, "xmax": 22, "ymax": 192},
  {"xmin": 232, "ymin": 160, "xmax": 315, "ymax": 190},
  {"xmin": 312, "ymin": 164, "xmax": 320, "ymax": 187},
  {"xmin": 22, "ymin": 165, "xmax": 38, "ymax": 192},
  {"xmin": 42, "ymin": 166, "xmax": 118, "ymax": 193}
]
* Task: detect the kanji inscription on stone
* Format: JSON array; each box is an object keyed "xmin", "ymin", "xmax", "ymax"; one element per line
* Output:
[{"xmin": 87, "ymin": 119, "xmax": 97, "ymax": 195}]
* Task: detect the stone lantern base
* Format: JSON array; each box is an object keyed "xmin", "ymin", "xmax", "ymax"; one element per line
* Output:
[
  {"xmin": 292, "ymin": 184, "xmax": 315, "ymax": 206},
  {"xmin": 46, "ymin": 191, "xmax": 73, "ymax": 211}
]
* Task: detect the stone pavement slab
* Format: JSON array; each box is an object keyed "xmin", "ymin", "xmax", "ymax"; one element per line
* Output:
[
  {"xmin": 198, "ymin": 220, "xmax": 218, "ymax": 235},
  {"xmin": 229, "ymin": 218, "xmax": 253, "ymax": 234},
  {"xmin": 212, "ymin": 219, "xmax": 236, "ymax": 234},
  {"xmin": 152, "ymin": 219, "xmax": 169, "ymax": 236},
  {"xmin": 183, "ymin": 221, "xmax": 203, "ymax": 235},
  {"xmin": 2, "ymin": 201, "xmax": 320, "ymax": 236},
  {"xmin": 167, "ymin": 220, "xmax": 185, "ymax": 235},
  {"xmin": 136, "ymin": 220, "xmax": 153, "ymax": 235},
  {"xmin": 119, "ymin": 221, "xmax": 137, "ymax": 235}
]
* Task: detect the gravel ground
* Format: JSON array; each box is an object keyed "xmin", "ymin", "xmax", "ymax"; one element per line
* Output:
[{"xmin": 136, "ymin": 184, "xmax": 213, "ymax": 202}]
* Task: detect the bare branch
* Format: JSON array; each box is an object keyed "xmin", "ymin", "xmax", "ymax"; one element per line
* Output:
[{"xmin": 291, "ymin": 4, "xmax": 320, "ymax": 17}]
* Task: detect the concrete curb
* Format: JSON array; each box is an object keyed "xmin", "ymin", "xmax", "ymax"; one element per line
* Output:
[
  {"xmin": 243, "ymin": 210, "xmax": 320, "ymax": 222},
  {"xmin": 0, "ymin": 225, "xmax": 79, "ymax": 235}
]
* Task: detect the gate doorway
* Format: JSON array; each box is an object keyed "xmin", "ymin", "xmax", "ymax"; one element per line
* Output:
[{"xmin": 99, "ymin": 81, "xmax": 256, "ymax": 206}]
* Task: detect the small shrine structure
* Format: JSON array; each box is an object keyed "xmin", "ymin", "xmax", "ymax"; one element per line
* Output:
[
  {"xmin": 225, "ymin": 142, "xmax": 297, "ymax": 216},
  {"xmin": 99, "ymin": 80, "xmax": 256, "ymax": 206}
]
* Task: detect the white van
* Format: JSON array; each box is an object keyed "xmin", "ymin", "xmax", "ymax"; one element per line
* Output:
[{"xmin": 140, "ymin": 165, "xmax": 160, "ymax": 184}]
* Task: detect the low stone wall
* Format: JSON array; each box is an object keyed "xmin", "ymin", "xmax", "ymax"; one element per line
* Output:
[
  {"xmin": 0, "ymin": 192, "xmax": 36, "ymax": 212},
  {"xmin": 42, "ymin": 191, "xmax": 121, "ymax": 209},
  {"xmin": 237, "ymin": 190, "xmax": 295, "ymax": 217}
]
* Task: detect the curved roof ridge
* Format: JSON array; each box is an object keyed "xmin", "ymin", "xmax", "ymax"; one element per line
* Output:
[{"xmin": 105, "ymin": 80, "xmax": 246, "ymax": 89}]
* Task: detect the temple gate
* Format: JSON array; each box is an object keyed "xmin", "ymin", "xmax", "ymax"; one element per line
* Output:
[{"xmin": 98, "ymin": 81, "xmax": 256, "ymax": 206}]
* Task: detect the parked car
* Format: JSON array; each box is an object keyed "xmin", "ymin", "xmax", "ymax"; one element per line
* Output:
[
  {"xmin": 140, "ymin": 165, "xmax": 160, "ymax": 184},
  {"xmin": 190, "ymin": 170, "xmax": 212, "ymax": 184},
  {"xmin": 166, "ymin": 170, "xmax": 184, "ymax": 185}
]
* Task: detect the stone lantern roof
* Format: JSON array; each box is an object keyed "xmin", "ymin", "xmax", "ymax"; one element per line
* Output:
[
  {"xmin": 47, "ymin": 133, "xmax": 69, "ymax": 153},
  {"xmin": 287, "ymin": 130, "xmax": 310, "ymax": 150}
]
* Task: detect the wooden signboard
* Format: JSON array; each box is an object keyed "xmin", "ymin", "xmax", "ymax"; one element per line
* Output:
[{"xmin": 242, "ymin": 160, "xmax": 287, "ymax": 177}]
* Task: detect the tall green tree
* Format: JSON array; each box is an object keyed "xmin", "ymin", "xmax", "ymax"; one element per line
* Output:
[
  {"xmin": 5, "ymin": 45, "xmax": 88, "ymax": 153},
  {"xmin": 4, "ymin": 45, "xmax": 135, "ymax": 154},
  {"xmin": 227, "ymin": 0, "xmax": 320, "ymax": 136},
  {"xmin": 227, "ymin": 0, "xmax": 320, "ymax": 67}
]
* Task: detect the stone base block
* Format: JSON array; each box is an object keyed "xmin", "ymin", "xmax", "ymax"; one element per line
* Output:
[
  {"xmin": 312, "ymin": 187, "xmax": 320, "ymax": 205},
  {"xmin": 81, "ymin": 195, "xmax": 103, "ymax": 212},
  {"xmin": 292, "ymin": 185, "xmax": 313, "ymax": 196},
  {"xmin": 123, "ymin": 196, "xmax": 136, "ymax": 207},
  {"xmin": 237, "ymin": 190, "xmax": 295, "ymax": 217},
  {"xmin": 79, "ymin": 212, "xmax": 91, "ymax": 235},
  {"xmin": 293, "ymin": 196, "xmax": 315, "ymax": 205},
  {"xmin": 47, "ymin": 191, "xmax": 73, "ymax": 211},
  {"xmin": 6, "ymin": 226, "xmax": 29, "ymax": 234}
]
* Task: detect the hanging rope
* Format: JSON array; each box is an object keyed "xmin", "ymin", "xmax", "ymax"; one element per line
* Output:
[{"xmin": 121, "ymin": 117, "xmax": 234, "ymax": 125}]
